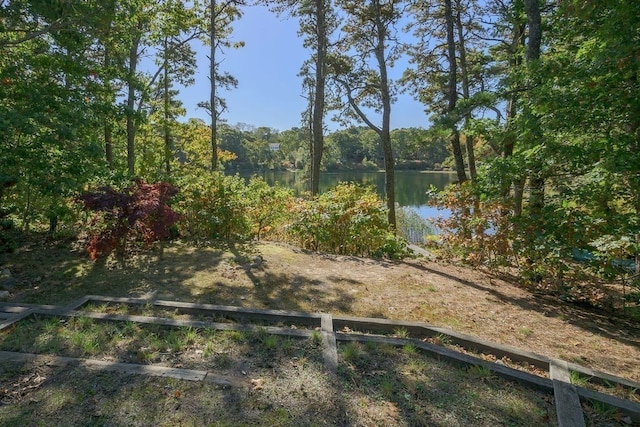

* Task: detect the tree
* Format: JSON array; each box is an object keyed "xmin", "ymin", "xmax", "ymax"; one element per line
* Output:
[
  {"xmin": 303, "ymin": 0, "xmax": 335, "ymax": 195},
  {"xmin": 403, "ymin": 0, "xmax": 473, "ymax": 184},
  {"xmin": 153, "ymin": 0, "xmax": 204, "ymax": 174},
  {"xmin": 261, "ymin": 0, "xmax": 337, "ymax": 194},
  {"xmin": 534, "ymin": 0, "xmax": 640, "ymax": 272},
  {"xmin": 205, "ymin": 0, "xmax": 246, "ymax": 170},
  {"xmin": 0, "ymin": 0, "xmax": 111, "ymax": 231},
  {"xmin": 330, "ymin": 0, "xmax": 404, "ymax": 228},
  {"xmin": 121, "ymin": 0, "xmax": 204, "ymax": 177}
]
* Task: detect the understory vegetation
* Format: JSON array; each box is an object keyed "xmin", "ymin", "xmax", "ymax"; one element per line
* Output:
[
  {"xmin": 2, "ymin": 164, "xmax": 639, "ymax": 319},
  {"xmin": 2, "ymin": 173, "xmax": 410, "ymax": 260},
  {"xmin": 1, "ymin": 0, "xmax": 639, "ymax": 322}
]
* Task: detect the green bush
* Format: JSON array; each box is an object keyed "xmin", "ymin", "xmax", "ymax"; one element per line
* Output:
[
  {"xmin": 244, "ymin": 177, "xmax": 294, "ymax": 240},
  {"xmin": 284, "ymin": 182, "xmax": 407, "ymax": 258},
  {"xmin": 175, "ymin": 171, "xmax": 251, "ymax": 240}
]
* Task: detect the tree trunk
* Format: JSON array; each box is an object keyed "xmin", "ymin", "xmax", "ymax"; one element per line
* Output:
[
  {"xmin": 504, "ymin": 21, "xmax": 527, "ymax": 216},
  {"xmin": 104, "ymin": 45, "xmax": 113, "ymax": 168},
  {"xmin": 310, "ymin": 0, "xmax": 327, "ymax": 196},
  {"xmin": 455, "ymin": 1, "xmax": 476, "ymax": 180},
  {"xmin": 105, "ymin": 125, "xmax": 113, "ymax": 168},
  {"xmin": 374, "ymin": 0, "xmax": 395, "ymax": 229},
  {"xmin": 163, "ymin": 37, "xmax": 171, "ymax": 175},
  {"xmin": 126, "ymin": 34, "xmax": 140, "ymax": 177},
  {"xmin": 444, "ymin": 0, "xmax": 467, "ymax": 184},
  {"xmin": 524, "ymin": 0, "xmax": 544, "ymax": 216},
  {"xmin": 210, "ymin": 0, "xmax": 218, "ymax": 171},
  {"xmin": 524, "ymin": 0, "xmax": 542, "ymax": 63}
]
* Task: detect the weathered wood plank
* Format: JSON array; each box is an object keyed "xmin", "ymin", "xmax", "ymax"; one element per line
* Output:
[
  {"xmin": 29, "ymin": 308, "xmax": 313, "ymax": 339},
  {"xmin": 333, "ymin": 315, "xmax": 550, "ymax": 369},
  {"xmin": 0, "ymin": 306, "xmax": 25, "ymax": 314},
  {"xmin": 0, "ymin": 303, "xmax": 57, "ymax": 311},
  {"xmin": 0, "ymin": 308, "xmax": 33, "ymax": 331},
  {"xmin": 0, "ymin": 351, "xmax": 207, "ymax": 381},
  {"xmin": 321, "ymin": 313, "xmax": 338, "ymax": 374},
  {"xmin": 428, "ymin": 326, "xmax": 550, "ymax": 369},
  {"xmin": 333, "ymin": 314, "xmax": 432, "ymax": 337},
  {"xmin": 566, "ymin": 361, "xmax": 640, "ymax": 391},
  {"xmin": 575, "ymin": 385, "xmax": 640, "ymax": 424},
  {"xmin": 85, "ymin": 295, "xmax": 322, "ymax": 327},
  {"xmin": 61, "ymin": 296, "xmax": 91, "ymax": 313},
  {"xmin": 3, "ymin": 293, "xmax": 637, "ymax": 422},
  {"xmin": 550, "ymin": 359, "xmax": 586, "ymax": 427},
  {"xmin": 336, "ymin": 333, "xmax": 554, "ymax": 393},
  {"xmin": 85, "ymin": 295, "xmax": 152, "ymax": 305}
]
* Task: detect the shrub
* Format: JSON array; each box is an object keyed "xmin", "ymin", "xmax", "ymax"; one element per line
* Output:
[
  {"xmin": 284, "ymin": 182, "xmax": 407, "ymax": 258},
  {"xmin": 77, "ymin": 180, "xmax": 179, "ymax": 260},
  {"xmin": 427, "ymin": 182, "xmax": 514, "ymax": 266},
  {"xmin": 174, "ymin": 172, "xmax": 250, "ymax": 240},
  {"xmin": 244, "ymin": 176, "xmax": 294, "ymax": 240}
]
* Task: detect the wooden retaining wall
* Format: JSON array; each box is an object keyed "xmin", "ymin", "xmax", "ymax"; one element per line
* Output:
[{"xmin": 1, "ymin": 295, "xmax": 639, "ymax": 426}]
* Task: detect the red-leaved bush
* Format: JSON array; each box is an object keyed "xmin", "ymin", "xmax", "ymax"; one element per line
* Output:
[{"xmin": 78, "ymin": 180, "xmax": 180, "ymax": 260}]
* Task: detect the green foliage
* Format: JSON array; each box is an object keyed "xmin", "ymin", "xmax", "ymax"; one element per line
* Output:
[
  {"xmin": 174, "ymin": 171, "xmax": 251, "ymax": 240},
  {"xmin": 284, "ymin": 182, "xmax": 408, "ymax": 258},
  {"xmin": 244, "ymin": 177, "xmax": 294, "ymax": 240}
]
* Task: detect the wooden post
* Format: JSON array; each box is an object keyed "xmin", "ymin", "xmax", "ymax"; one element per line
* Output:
[
  {"xmin": 321, "ymin": 313, "xmax": 338, "ymax": 374},
  {"xmin": 550, "ymin": 359, "xmax": 586, "ymax": 427}
]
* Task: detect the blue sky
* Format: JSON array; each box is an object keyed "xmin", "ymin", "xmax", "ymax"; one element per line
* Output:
[{"xmin": 178, "ymin": 4, "xmax": 430, "ymax": 132}]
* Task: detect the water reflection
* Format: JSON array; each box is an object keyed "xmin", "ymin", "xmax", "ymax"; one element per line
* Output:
[{"xmin": 240, "ymin": 170, "xmax": 456, "ymax": 208}]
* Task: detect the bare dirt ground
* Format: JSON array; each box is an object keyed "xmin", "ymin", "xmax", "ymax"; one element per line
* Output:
[{"xmin": 2, "ymin": 238, "xmax": 639, "ymax": 384}]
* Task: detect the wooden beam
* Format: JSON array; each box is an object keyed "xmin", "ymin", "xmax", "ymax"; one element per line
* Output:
[
  {"xmin": 85, "ymin": 295, "xmax": 322, "ymax": 327},
  {"xmin": 550, "ymin": 359, "xmax": 586, "ymax": 427},
  {"xmin": 29, "ymin": 308, "xmax": 314, "ymax": 339},
  {"xmin": 321, "ymin": 313, "xmax": 338, "ymax": 374},
  {"xmin": 333, "ymin": 315, "xmax": 549, "ymax": 369},
  {"xmin": 576, "ymin": 385, "xmax": 640, "ymax": 424},
  {"xmin": 337, "ymin": 333, "xmax": 554, "ymax": 392},
  {"xmin": 0, "ymin": 308, "xmax": 33, "ymax": 331},
  {"xmin": 566, "ymin": 361, "xmax": 640, "ymax": 391},
  {"xmin": 0, "ymin": 351, "xmax": 207, "ymax": 381}
]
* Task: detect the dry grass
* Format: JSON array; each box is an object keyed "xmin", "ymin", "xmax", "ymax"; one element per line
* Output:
[
  {"xmin": 0, "ymin": 317, "xmax": 557, "ymax": 426},
  {"xmin": 1, "ymin": 236, "xmax": 639, "ymax": 424},
  {"xmin": 2, "ymin": 237, "xmax": 639, "ymax": 381}
]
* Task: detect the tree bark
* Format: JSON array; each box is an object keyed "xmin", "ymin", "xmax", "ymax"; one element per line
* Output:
[
  {"xmin": 504, "ymin": 20, "xmax": 527, "ymax": 217},
  {"xmin": 163, "ymin": 37, "xmax": 171, "ymax": 174},
  {"xmin": 210, "ymin": 0, "xmax": 218, "ymax": 171},
  {"xmin": 126, "ymin": 33, "xmax": 140, "ymax": 177},
  {"xmin": 310, "ymin": 0, "xmax": 327, "ymax": 196},
  {"xmin": 524, "ymin": 0, "xmax": 544, "ymax": 216},
  {"xmin": 374, "ymin": 0, "xmax": 395, "ymax": 228},
  {"xmin": 455, "ymin": 1, "xmax": 476, "ymax": 180},
  {"xmin": 103, "ymin": 42, "xmax": 113, "ymax": 168},
  {"xmin": 444, "ymin": 0, "xmax": 467, "ymax": 184}
]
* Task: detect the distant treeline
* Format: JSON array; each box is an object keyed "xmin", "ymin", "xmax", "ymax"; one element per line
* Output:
[{"xmin": 212, "ymin": 122, "xmax": 452, "ymax": 172}]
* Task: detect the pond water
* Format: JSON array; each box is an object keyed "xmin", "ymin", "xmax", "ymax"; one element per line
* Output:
[{"xmin": 240, "ymin": 170, "xmax": 456, "ymax": 223}]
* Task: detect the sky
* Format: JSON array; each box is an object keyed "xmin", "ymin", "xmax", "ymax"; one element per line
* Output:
[{"xmin": 177, "ymin": 4, "xmax": 431, "ymax": 132}]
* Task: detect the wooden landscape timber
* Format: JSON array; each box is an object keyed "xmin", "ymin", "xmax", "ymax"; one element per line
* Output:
[{"xmin": 1, "ymin": 295, "xmax": 639, "ymax": 425}]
